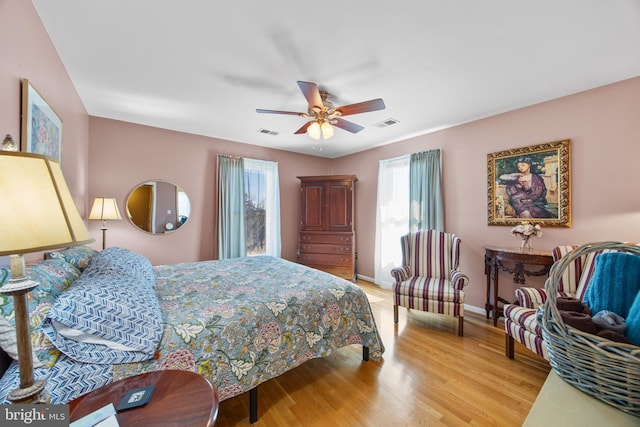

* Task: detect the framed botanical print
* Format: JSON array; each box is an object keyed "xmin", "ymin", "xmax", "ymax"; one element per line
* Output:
[
  {"xmin": 487, "ymin": 139, "xmax": 571, "ymax": 227},
  {"xmin": 21, "ymin": 79, "xmax": 63, "ymax": 163}
]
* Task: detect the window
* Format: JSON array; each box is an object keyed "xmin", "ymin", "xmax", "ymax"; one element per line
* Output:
[
  {"xmin": 243, "ymin": 158, "xmax": 281, "ymax": 257},
  {"xmin": 374, "ymin": 155, "xmax": 410, "ymax": 288},
  {"xmin": 374, "ymin": 149, "xmax": 443, "ymax": 288}
]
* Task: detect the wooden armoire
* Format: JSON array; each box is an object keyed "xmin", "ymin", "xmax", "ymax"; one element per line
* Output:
[{"xmin": 297, "ymin": 175, "xmax": 357, "ymax": 281}]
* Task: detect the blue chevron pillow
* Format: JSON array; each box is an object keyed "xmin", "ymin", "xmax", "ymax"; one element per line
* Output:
[{"xmin": 42, "ymin": 248, "xmax": 162, "ymax": 364}]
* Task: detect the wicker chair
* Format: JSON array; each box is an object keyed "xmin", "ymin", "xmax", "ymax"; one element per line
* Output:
[
  {"xmin": 391, "ymin": 230, "xmax": 469, "ymax": 336},
  {"xmin": 504, "ymin": 245, "xmax": 600, "ymax": 359}
]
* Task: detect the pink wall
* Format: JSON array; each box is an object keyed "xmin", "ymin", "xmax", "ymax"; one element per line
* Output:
[
  {"xmin": 5, "ymin": 2, "xmax": 640, "ymax": 311},
  {"xmin": 88, "ymin": 118, "xmax": 330, "ymax": 265},
  {"xmin": 332, "ymin": 77, "xmax": 640, "ymax": 309},
  {"xmin": 1, "ymin": 0, "xmax": 90, "ymax": 262}
]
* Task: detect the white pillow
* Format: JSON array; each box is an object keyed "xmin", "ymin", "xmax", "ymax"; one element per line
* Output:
[{"xmin": 50, "ymin": 320, "xmax": 138, "ymax": 352}]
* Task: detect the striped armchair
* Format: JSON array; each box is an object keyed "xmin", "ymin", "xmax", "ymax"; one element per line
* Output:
[
  {"xmin": 504, "ymin": 245, "xmax": 600, "ymax": 360},
  {"xmin": 391, "ymin": 230, "xmax": 470, "ymax": 336}
]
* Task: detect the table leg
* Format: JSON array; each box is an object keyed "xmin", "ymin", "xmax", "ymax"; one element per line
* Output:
[
  {"xmin": 485, "ymin": 255, "xmax": 491, "ymax": 319},
  {"xmin": 492, "ymin": 263, "xmax": 500, "ymax": 327}
]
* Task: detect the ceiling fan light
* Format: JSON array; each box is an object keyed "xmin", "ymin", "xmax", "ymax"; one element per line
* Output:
[
  {"xmin": 307, "ymin": 121, "xmax": 321, "ymax": 140},
  {"xmin": 320, "ymin": 122, "xmax": 334, "ymax": 139}
]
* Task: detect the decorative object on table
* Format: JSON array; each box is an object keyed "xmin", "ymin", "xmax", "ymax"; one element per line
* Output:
[
  {"xmin": 510, "ymin": 221, "xmax": 542, "ymax": 251},
  {"xmin": 0, "ymin": 151, "xmax": 93, "ymax": 403},
  {"xmin": 487, "ymin": 139, "xmax": 571, "ymax": 227},
  {"xmin": 116, "ymin": 386, "xmax": 155, "ymax": 411},
  {"xmin": 541, "ymin": 241, "xmax": 640, "ymax": 418},
  {"xmin": 20, "ymin": 79, "xmax": 63, "ymax": 163},
  {"xmin": 70, "ymin": 403, "xmax": 119, "ymax": 427},
  {"xmin": 89, "ymin": 197, "xmax": 122, "ymax": 250},
  {"xmin": 1, "ymin": 134, "xmax": 18, "ymax": 151}
]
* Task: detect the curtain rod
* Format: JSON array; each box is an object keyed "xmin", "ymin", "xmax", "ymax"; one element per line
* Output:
[{"xmin": 217, "ymin": 154, "xmax": 242, "ymax": 160}]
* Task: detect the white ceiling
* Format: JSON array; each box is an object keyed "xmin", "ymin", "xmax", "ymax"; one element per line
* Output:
[{"xmin": 32, "ymin": 1, "xmax": 640, "ymax": 158}]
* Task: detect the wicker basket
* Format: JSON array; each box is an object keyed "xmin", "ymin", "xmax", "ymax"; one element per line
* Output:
[{"xmin": 541, "ymin": 241, "xmax": 640, "ymax": 418}]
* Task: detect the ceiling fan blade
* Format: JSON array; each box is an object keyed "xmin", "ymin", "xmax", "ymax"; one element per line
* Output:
[
  {"xmin": 256, "ymin": 108, "xmax": 304, "ymax": 116},
  {"xmin": 332, "ymin": 118, "xmax": 364, "ymax": 134},
  {"xmin": 336, "ymin": 98, "xmax": 386, "ymax": 116},
  {"xmin": 294, "ymin": 121, "xmax": 313, "ymax": 134},
  {"xmin": 297, "ymin": 81, "xmax": 324, "ymax": 110}
]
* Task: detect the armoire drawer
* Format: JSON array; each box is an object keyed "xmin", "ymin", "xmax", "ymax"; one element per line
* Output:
[
  {"xmin": 299, "ymin": 232, "xmax": 353, "ymax": 245},
  {"xmin": 299, "ymin": 243, "xmax": 352, "ymax": 255},
  {"xmin": 298, "ymin": 253, "xmax": 353, "ymax": 266}
]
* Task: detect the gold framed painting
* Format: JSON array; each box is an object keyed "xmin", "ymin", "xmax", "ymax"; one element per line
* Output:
[
  {"xmin": 487, "ymin": 139, "xmax": 571, "ymax": 227},
  {"xmin": 20, "ymin": 79, "xmax": 63, "ymax": 163}
]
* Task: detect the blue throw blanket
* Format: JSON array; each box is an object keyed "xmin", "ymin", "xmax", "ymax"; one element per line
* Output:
[
  {"xmin": 626, "ymin": 292, "xmax": 640, "ymax": 345},
  {"xmin": 583, "ymin": 252, "xmax": 640, "ymax": 319}
]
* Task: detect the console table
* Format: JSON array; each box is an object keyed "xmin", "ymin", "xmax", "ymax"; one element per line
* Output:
[{"xmin": 484, "ymin": 246, "xmax": 554, "ymax": 326}]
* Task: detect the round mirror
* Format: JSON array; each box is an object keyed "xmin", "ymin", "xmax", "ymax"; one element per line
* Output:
[{"xmin": 126, "ymin": 180, "xmax": 191, "ymax": 234}]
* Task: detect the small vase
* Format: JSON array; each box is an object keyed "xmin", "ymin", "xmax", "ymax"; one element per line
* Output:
[{"xmin": 520, "ymin": 237, "xmax": 532, "ymax": 251}]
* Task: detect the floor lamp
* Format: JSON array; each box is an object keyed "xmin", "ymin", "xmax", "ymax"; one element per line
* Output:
[
  {"xmin": 0, "ymin": 151, "xmax": 94, "ymax": 403},
  {"xmin": 88, "ymin": 197, "xmax": 122, "ymax": 250}
]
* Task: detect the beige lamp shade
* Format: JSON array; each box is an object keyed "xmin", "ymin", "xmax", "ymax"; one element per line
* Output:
[
  {"xmin": 89, "ymin": 197, "xmax": 122, "ymax": 222},
  {"xmin": 0, "ymin": 151, "xmax": 94, "ymax": 256},
  {"xmin": 0, "ymin": 151, "xmax": 93, "ymax": 404}
]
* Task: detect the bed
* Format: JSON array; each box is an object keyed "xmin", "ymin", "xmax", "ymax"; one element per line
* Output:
[{"xmin": 0, "ymin": 247, "xmax": 384, "ymax": 422}]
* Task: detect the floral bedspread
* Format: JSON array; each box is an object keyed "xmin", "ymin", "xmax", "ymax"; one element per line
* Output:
[{"xmin": 111, "ymin": 255, "xmax": 384, "ymax": 401}]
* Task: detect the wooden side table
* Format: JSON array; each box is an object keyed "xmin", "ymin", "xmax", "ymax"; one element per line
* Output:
[
  {"xmin": 484, "ymin": 246, "xmax": 554, "ymax": 326},
  {"xmin": 69, "ymin": 370, "xmax": 218, "ymax": 427}
]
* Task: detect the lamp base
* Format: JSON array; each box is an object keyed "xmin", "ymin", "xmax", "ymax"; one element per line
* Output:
[
  {"xmin": 0, "ymin": 254, "xmax": 49, "ymax": 405},
  {"xmin": 7, "ymin": 379, "xmax": 49, "ymax": 404}
]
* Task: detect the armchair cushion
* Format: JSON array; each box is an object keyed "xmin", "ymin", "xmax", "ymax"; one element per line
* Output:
[
  {"xmin": 504, "ymin": 304, "xmax": 543, "ymax": 337},
  {"xmin": 395, "ymin": 277, "xmax": 464, "ymax": 304}
]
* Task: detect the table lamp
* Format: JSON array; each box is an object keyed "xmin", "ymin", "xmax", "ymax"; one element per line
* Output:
[
  {"xmin": 0, "ymin": 151, "xmax": 94, "ymax": 403},
  {"xmin": 88, "ymin": 197, "xmax": 122, "ymax": 250}
]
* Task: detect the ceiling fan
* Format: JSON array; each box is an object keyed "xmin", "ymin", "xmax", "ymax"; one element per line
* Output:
[{"xmin": 256, "ymin": 81, "xmax": 385, "ymax": 139}]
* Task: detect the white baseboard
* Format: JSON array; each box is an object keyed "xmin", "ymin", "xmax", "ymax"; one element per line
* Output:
[{"xmin": 356, "ymin": 273, "xmax": 375, "ymax": 283}]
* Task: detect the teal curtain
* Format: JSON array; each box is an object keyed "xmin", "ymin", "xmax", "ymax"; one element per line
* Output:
[
  {"xmin": 218, "ymin": 155, "xmax": 246, "ymax": 259},
  {"xmin": 409, "ymin": 149, "xmax": 443, "ymax": 232}
]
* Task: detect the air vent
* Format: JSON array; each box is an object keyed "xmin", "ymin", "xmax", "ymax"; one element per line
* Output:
[
  {"xmin": 257, "ymin": 128, "xmax": 279, "ymax": 136},
  {"xmin": 374, "ymin": 118, "xmax": 399, "ymax": 128}
]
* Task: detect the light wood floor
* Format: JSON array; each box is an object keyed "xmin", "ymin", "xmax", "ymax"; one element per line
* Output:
[{"xmin": 215, "ymin": 280, "xmax": 550, "ymax": 426}]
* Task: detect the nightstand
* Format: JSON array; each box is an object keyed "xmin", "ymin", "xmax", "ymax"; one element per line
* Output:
[{"xmin": 69, "ymin": 370, "xmax": 218, "ymax": 426}]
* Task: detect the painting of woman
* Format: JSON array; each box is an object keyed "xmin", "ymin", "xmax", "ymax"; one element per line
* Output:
[{"xmin": 499, "ymin": 157, "xmax": 554, "ymax": 218}]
